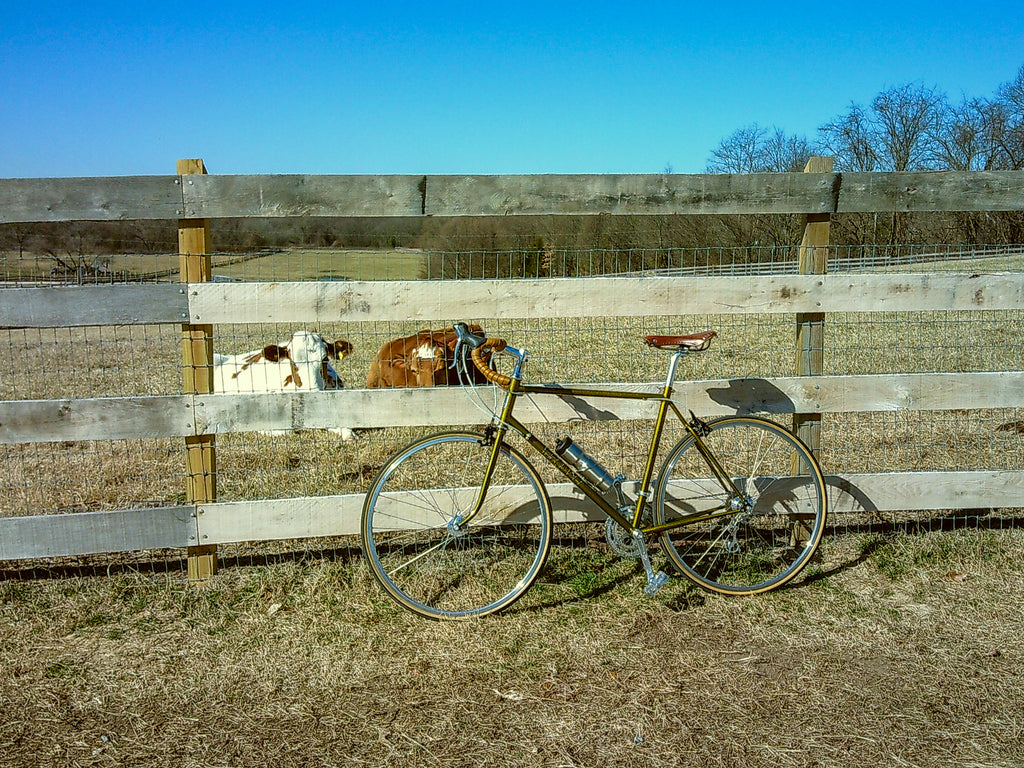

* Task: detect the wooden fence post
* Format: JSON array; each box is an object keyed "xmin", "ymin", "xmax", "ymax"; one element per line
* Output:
[
  {"xmin": 178, "ymin": 158, "xmax": 217, "ymax": 580},
  {"xmin": 794, "ymin": 156, "xmax": 833, "ymax": 457}
]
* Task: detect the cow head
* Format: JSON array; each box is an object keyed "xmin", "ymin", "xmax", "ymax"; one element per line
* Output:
[
  {"xmin": 405, "ymin": 325, "xmax": 492, "ymax": 386},
  {"xmin": 256, "ymin": 331, "xmax": 353, "ymax": 389}
]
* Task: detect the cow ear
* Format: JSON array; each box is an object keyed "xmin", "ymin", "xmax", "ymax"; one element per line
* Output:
[{"xmin": 263, "ymin": 344, "xmax": 288, "ymax": 362}]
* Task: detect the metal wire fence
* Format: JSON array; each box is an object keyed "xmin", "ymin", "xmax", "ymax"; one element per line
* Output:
[{"xmin": 2, "ymin": 243, "xmax": 1023, "ymax": 577}]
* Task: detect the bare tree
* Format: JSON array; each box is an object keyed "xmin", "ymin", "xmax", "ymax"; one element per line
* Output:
[
  {"xmin": 706, "ymin": 124, "xmax": 769, "ymax": 173},
  {"xmin": 706, "ymin": 124, "xmax": 812, "ymax": 173},
  {"xmin": 931, "ymin": 97, "xmax": 998, "ymax": 170},
  {"xmin": 819, "ymin": 84, "xmax": 944, "ymax": 172},
  {"xmin": 991, "ymin": 65, "xmax": 1024, "ymax": 169},
  {"xmin": 872, "ymin": 83, "xmax": 944, "ymax": 170},
  {"xmin": 818, "ymin": 103, "xmax": 878, "ymax": 171},
  {"xmin": 762, "ymin": 128, "xmax": 814, "ymax": 172}
]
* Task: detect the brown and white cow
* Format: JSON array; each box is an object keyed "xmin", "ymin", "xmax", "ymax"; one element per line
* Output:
[
  {"xmin": 213, "ymin": 330, "xmax": 355, "ymax": 439},
  {"xmin": 365, "ymin": 325, "xmax": 492, "ymax": 388}
]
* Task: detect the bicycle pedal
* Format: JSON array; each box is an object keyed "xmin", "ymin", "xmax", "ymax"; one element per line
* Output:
[{"xmin": 643, "ymin": 570, "xmax": 669, "ymax": 596}]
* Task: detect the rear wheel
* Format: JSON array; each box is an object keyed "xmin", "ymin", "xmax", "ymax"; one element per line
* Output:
[
  {"xmin": 653, "ymin": 416, "xmax": 827, "ymax": 594},
  {"xmin": 361, "ymin": 431, "xmax": 552, "ymax": 619}
]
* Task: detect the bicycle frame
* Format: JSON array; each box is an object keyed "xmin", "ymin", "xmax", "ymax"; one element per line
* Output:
[{"xmin": 464, "ymin": 346, "xmax": 749, "ymax": 536}]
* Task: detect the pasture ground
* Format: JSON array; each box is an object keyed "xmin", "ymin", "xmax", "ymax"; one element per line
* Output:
[
  {"xmin": 3, "ymin": 245, "xmax": 1024, "ymax": 766},
  {"xmin": 2, "ymin": 527, "xmax": 1022, "ymax": 768}
]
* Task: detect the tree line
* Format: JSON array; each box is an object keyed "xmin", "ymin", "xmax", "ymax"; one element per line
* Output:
[{"xmin": 706, "ymin": 66, "xmax": 1024, "ymax": 174}]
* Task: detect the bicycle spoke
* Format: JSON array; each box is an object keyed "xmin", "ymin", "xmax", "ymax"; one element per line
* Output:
[
  {"xmin": 362, "ymin": 432, "xmax": 552, "ymax": 620},
  {"xmin": 656, "ymin": 416, "xmax": 826, "ymax": 595}
]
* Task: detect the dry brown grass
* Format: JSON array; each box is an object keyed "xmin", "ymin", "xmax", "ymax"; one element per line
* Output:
[
  {"xmin": 4, "ymin": 252, "xmax": 1024, "ymax": 765},
  {"xmin": 3, "ymin": 310, "xmax": 1024, "ymax": 550},
  {"xmin": 1, "ymin": 527, "xmax": 1022, "ymax": 768}
]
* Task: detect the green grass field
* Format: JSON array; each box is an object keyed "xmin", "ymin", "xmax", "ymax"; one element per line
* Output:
[
  {"xmin": 1, "ymin": 247, "xmax": 427, "ymax": 283},
  {"xmin": 212, "ymin": 248, "xmax": 428, "ymax": 281}
]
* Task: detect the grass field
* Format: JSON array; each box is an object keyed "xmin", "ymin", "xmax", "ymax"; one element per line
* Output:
[
  {"xmin": 1, "ymin": 247, "xmax": 428, "ymax": 283},
  {"xmin": 1, "ymin": 527, "xmax": 1022, "ymax": 768},
  {"xmin": 212, "ymin": 248, "xmax": 428, "ymax": 282},
  {"xmin": 3, "ymin": 247, "xmax": 1024, "ymax": 766}
]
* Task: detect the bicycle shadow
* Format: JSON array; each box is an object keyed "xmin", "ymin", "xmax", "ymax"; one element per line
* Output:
[
  {"xmin": 547, "ymin": 390, "xmax": 621, "ymax": 422},
  {"xmin": 704, "ymin": 378, "xmax": 796, "ymax": 415}
]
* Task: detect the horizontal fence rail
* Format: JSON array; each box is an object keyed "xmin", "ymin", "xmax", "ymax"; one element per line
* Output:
[
  {"xmin": 4, "ymin": 370, "xmax": 1024, "ymax": 444},
  {"xmin": 4, "ymin": 171, "xmax": 1024, "ymax": 224},
  {"xmin": 2, "ymin": 167, "xmax": 1024, "ymax": 568},
  {"xmin": 5, "ymin": 272, "xmax": 1024, "ymax": 329}
]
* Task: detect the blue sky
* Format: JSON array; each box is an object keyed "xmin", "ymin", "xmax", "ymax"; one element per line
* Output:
[{"xmin": 3, "ymin": 1, "xmax": 1023, "ymax": 178}]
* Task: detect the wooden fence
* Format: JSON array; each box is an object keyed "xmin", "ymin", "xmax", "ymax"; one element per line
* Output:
[{"xmin": 2, "ymin": 161, "xmax": 1024, "ymax": 576}]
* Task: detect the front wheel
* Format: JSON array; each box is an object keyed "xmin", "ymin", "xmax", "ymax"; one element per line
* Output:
[
  {"xmin": 361, "ymin": 431, "xmax": 553, "ymax": 620},
  {"xmin": 653, "ymin": 416, "xmax": 827, "ymax": 595}
]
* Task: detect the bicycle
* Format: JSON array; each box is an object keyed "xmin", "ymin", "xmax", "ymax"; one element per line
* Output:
[{"xmin": 360, "ymin": 323, "xmax": 828, "ymax": 620}]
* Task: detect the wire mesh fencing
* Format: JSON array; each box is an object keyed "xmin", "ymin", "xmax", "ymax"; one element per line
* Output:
[{"xmin": 2, "ymin": 242, "xmax": 1024, "ymax": 578}]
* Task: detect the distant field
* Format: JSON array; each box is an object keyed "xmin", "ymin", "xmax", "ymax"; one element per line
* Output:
[
  {"xmin": 2, "ymin": 248, "xmax": 427, "ymax": 283},
  {"xmin": 212, "ymin": 248, "xmax": 427, "ymax": 282}
]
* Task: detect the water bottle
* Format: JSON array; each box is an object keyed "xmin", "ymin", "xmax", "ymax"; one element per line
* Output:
[{"xmin": 555, "ymin": 436, "xmax": 618, "ymax": 492}]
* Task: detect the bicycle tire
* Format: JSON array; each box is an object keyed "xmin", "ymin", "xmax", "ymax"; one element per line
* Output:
[
  {"xmin": 361, "ymin": 431, "xmax": 553, "ymax": 620},
  {"xmin": 653, "ymin": 416, "xmax": 827, "ymax": 595}
]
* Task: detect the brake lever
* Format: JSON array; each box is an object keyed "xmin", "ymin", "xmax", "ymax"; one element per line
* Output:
[
  {"xmin": 453, "ymin": 322, "xmax": 486, "ymax": 349},
  {"xmin": 451, "ymin": 323, "xmax": 487, "ymax": 376}
]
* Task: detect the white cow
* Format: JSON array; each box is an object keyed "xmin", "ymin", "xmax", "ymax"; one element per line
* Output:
[{"xmin": 213, "ymin": 330, "xmax": 355, "ymax": 439}]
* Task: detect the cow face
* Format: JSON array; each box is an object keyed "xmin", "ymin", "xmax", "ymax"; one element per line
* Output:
[
  {"xmin": 218, "ymin": 331, "xmax": 352, "ymax": 392},
  {"xmin": 278, "ymin": 331, "xmax": 353, "ymax": 388},
  {"xmin": 366, "ymin": 324, "xmax": 492, "ymax": 388},
  {"xmin": 408, "ymin": 327, "xmax": 492, "ymax": 386},
  {"xmin": 410, "ymin": 341, "xmax": 446, "ymax": 386},
  {"xmin": 282, "ymin": 331, "xmax": 350, "ymax": 364}
]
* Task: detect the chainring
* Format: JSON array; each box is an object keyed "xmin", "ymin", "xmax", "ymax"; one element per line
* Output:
[{"xmin": 605, "ymin": 517, "xmax": 643, "ymax": 558}]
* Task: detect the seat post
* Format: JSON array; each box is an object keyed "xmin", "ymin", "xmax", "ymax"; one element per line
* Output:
[{"xmin": 663, "ymin": 350, "xmax": 686, "ymax": 394}]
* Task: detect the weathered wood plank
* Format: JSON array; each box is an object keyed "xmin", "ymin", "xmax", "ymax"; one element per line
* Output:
[
  {"xmin": 193, "ymin": 388, "xmax": 663, "ymax": 434},
  {"xmin": 1, "ymin": 468, "xmax": 1015, "ymax": 560},
  {"xmin": 193, "ymin": 470, "xmax": 1024, "ymax": 544},
  {"xmin": 818, "ymin": 273, "xmax": 1024, "ymax": 311},
  {"xmin": 0, "ymin": 506, "xmax": 197, "ymax": 559},
  {"xmin": 2, "ymin": 274, "xmax": 1021, "ymax": 329},
  {"xmin": 186, "ymin": 273, "xmax": 1024, "ymax": 324},
  {"xmin": 185, "ymin": 275, "xmax": 828, "ymax": 323},
  {"xmin": 180, "ymin": 174, "xmax": 426, "ymax": 218},
  {"xmin": 424, "ymin": 173, "xmax": 838, "ymax": 216},
  {"xmin": 0, "ymin": 370, "xmax": 1018, "ymax": 447},
  {"xmin": 690, "ymin": 371, "xmax": 1024, "ymax": 416},
  {"xmin": 196, "ymin": 495, "xmax": 363, "ymax": 542},
  {"xmin": 830, "ymin": 471, "xmax": 1024, "ymax": 514},
  {"xmin": 2, "ymin": 171, "xmax": 1022, "ymax": 224},
  {"xmin": 0, "ymin": 176, "xmax": 183, "ymax": 223},
  {"xmin": 0, "ymin": 284, "xmax": 189, "ymax": 327},
  {"xmin": 0, "ymin": 396, "xmax": 195, "ymax": 444},
  {"xmin": 190, "ymin": 371, "xmax": 1024, "ymax": 435},
  {"xmin": 195, "ymin": 486, "xmax": 612, "ymax": 543},
  {"xmin": 840, "ymin": 171, "xmax": 1024, "ymax": 213}
]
